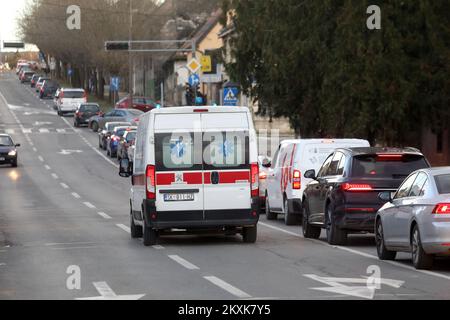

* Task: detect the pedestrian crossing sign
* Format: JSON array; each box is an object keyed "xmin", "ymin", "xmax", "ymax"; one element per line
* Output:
[{"xmin": 223, "ymin": 87, "xmax": 239, "ymax": 106}]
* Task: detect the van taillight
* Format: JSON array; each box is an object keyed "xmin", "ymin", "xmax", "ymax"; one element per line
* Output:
[
  {"xmin": 293, "ymin": 170, "xmax": 301, "ymax": 190},
  {"xmin": 251, "ymin": 163, "xmax": 259, "ymax": 197},
  {"xmin": 146, "ymin": 165, "xmax": 156, "ymax": 199},
  {"xmin": 341, "ymin": 183, "xmax": 373, "ymax": 192},
  {"xmin": 60, "ymin": 92, "xmax": 64, "ymax": 99},
  {"xmin": 432, "ymin": 203, "xmax": 450, "ymax": 214}
]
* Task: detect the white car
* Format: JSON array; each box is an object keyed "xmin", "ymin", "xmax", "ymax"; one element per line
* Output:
[
  {"xmin": 265, "ymin": 139, "xmax": 370, "ymax": 225},
  {"xmin": 376, "ymin": 167, "xmax": 450, "ymax": 270},
  {"xmin": 119, "ymin": 106, "xmax": 260, "ymax": 245},
  {"xmin": 56, "ymin": 88, "xmax": 87, "ymax": 116}
]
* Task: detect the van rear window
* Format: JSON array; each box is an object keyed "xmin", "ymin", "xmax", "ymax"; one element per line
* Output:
[
  {"xmin": 351, "ymin": 154, "xmax": 428, "ymax": 179},
  {"xmin": 63, "ymin": 91, "xmax": 84, "ymax": 98}
]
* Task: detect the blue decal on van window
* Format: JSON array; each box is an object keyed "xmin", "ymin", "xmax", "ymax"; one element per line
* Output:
[
  {"xmin": 170, "ymin": 138, "xmax": 186, "ymax": 159},
  {"xmin": 219, "ymin": 140, "xmax": 235, "ymax": 158}
]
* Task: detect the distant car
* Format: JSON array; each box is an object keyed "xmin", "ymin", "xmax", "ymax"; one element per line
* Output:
[
  {"xmin": 21, "ymin": 71, "xmax": 35, "ymax": 83},
  {"xmin": 74, "ymin": 103, "xmax": 101, "ymax": 127},
  {"xmin": 56, "ymin": 88, "xmax": 87, "ymax": 116},
  {"xmin": 115, "ymin": 96, "xmax": 156, "ymax": 113},
  {"xmin": 98, "ymin": 122, "xmax": 131, "ymax": 150},
  {"xmin": 16, "ymin": 63, "xmax": 30, "ymax": 75},
  {"xmin": 89, "ymin": 109, "xmax": 143, "ymax": 132},
  {"xmin": 40, "ymin": 80, "xmax": 59, "ymax": 99},
  {"xmin": 376, "ymin": 167, "xmax": 450, "ymax": 270},
  {"xmin": 302, "ymin": 147, "xmax": 431, "ymax": 245},
  {"xmin": 0, "ymin": 134, "xmax": 20, "ymax": 167},
  {"xmin": 258, "ymin": 155, "xmax": 271, "ymax": 212},
  {"xmin": 36, "ymin": 76, "xmax": 51, "ymax": 92},
  {"xmin": 106, "ymin": 126, "xmax": 136, "ymax": 158},
  {"xmin": 117, "ymin": 130, "xmax": 137, "ymax": 161},
  {"xmin": 30, "ymin": 74, "xmax": 42, "ymax": 88}
]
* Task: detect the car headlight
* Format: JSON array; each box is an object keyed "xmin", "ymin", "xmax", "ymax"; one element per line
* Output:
[{"xmin": 8, "ymin": 150, "xmax": 17, "ymax": 156}]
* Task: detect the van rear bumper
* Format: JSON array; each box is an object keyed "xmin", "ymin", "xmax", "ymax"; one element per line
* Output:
[{"xmin": 143, "ymin": 199, "xmax": 259, "ymax": 230}]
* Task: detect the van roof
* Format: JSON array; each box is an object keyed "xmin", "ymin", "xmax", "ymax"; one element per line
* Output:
[
  {"xmin": 280, "ymin": 138, "xmax": 369, "ymax": 145},
  {"xmin": 151, "ymin": 106, "xmax": 250, "ymax": 114}
]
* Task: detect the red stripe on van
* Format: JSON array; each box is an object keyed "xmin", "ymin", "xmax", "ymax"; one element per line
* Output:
[
  {"xmin": 204, "ymin": 171, "xmax": 250, "ymax": 184},
  {"xmin": 184, "ymin": 172, "xmax": 203, "ymax": 184},
  {"xmin": 156, "ymin": 173, "xmax": 174, "ymax": 186}
]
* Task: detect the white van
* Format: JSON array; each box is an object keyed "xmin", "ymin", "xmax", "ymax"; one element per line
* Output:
[
  {"xmin": 56, "ymin": 88, "xmax": 87, "ymax": 116},
  {"xmin": 265, "ymin": 139, "xmax": 370, "ymax": 225},
  {"xmin": 119, "ymin": 106, "xmax": 260, "ymax": 246}
]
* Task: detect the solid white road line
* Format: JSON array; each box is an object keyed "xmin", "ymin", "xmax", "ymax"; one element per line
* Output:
[
  {"xmin": 97, "ymin": 212, "xmax": 112, "ymax": 219},
  {"xmin": 168, "ymin": 255, "xmax": 200, "ymax": 270},
  {"xmin": 259, "ymin": 222, "xmax": 450, "ymax": 281},
  {"xmin": 204, "ymin": 276, "xmax": 252, "ymax": 299},
  {"xmin": 83, "ymin": 202, "xmax": 96, "ymax": 209},
  {"xmin": 116, "ymin": 224, "xmax": 130, "ymax": 233},
  {"xmin": 60, "ymin": 182, "xmax": 69, "ymax": 189},
  {"xmin": 71, "ymin": 192, "xmax": 81, "ymax": 199}
]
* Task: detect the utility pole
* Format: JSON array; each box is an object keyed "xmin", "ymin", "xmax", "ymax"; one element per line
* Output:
[{"xmin": 129, "ymin": 0, "xmax": 133, "ymax": 107}]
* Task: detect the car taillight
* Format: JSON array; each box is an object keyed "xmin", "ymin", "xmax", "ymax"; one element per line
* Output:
[
  {"xmin": 432, "ymin": 203, "xmax": 450, "ymax": 214},
  {"xmin": 251, "ymin": 163, "xmax": 259, "ymax": 197},
  {"xmin": 133, "ymin": 118, "xmax": 140, "ymax": 122},
  {"xmin": 146, "ymin": 165, "xmax": 155, "ymax": 199},
  {"xmin": 376, "ymin": 154, "xmax": 403, "ymax": 161},
  {"xmin": 293, "ymin": 170, "xmax": 301, "ymax": 190},
  {"xmin": 341, "ymin": 183, "xmax": 373, "ymax": 192},
  {"xmin": 259, "ymin": 171, "xmax": 267, "ymax": 180}
]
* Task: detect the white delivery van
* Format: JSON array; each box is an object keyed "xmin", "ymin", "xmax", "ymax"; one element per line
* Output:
[
  {"xmin": 119, "ymin": 106, "xmax": 260, "ymax": 246},
  {"xmin": 265, "ymin": 139, "xmax": 370, "ymax": 225},
  {"xmin": 56, "ymin": 88, "xmax": 87, "ymax": 116}
]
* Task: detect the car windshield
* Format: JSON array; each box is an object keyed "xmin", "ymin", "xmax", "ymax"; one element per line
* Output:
[
  {"xmin": 351, "ymin": 154, "xmax": 429, "ymax": 178},
  {"xmin": 434, "ymin": 174, "xmax": 450, "ymax": 194},
  {"xmin": 82, "ymin": 105, "xmax": 100, "ymax": 112},
  {"xmin": 38, "ymin": 78, "xmax": 50, "ymax": 83},
  {"xmin": 126, "ymin": 132, "xmax": 136, "ymax": 142},
  {"xmin": 127, "ymin": 109, "xmax": 144, "ymax": 116},
  {"xmin": 0, "ymin": 136, "xmax": 13, "ymax": 146},
  {"xmin": 63, "ymin": 91, "xmax": 84, "ymax": 98},
  {"xmin": 106, "ymin": 123, "xmax": 129, "ymax": 132}
]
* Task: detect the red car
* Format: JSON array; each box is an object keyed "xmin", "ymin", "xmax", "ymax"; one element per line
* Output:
[{"xmin": 115, "ymin": 96, "xmax": 156, "ymax": 113}]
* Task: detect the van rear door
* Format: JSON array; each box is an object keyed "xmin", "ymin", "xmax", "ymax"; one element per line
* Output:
[
  {"xmin": 202, "ymin": 112, "xmax": 251, "ymax": 219},
  {"xmin": 154, "ymin": 114, "xmax": 204, "ymax": 220}
]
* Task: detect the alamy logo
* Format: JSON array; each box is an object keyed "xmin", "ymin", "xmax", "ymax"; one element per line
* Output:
[
  {"xmin": 66, "ymin": 5, "xmax": 81, "ymax": 30},
  {"xmin": 367, "ymin": 5, "xmax": 382, "ymax": 30}
]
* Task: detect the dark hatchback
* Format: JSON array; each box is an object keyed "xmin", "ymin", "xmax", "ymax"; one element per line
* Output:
[
  {"xmin": 302, "ymin": 147, "xmax": 430, "ymax": 245},
  {"xmin": 40, "ymin": 80, "xmax": 59, "ymax": 98},
  {"xmin": 74, "ymin": 103, "xmax": 101, "ymax": 127},
  {"xmin": 30, "ymin": 74, "xmax": 42, "ymax": 88},
  {"xmin": 0, "ymin": 134, "xmax": 20, "ymax": 167}
]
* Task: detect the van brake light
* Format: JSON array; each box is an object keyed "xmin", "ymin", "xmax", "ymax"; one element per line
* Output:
[
  {"xmin": 341, "ymin": 183, "xmax": 373, "ymax": 192},
  {"xmin": 251, "ymin": 163, "xmax": 259, "ymax": 197},
  {"xmin": 146, "ymin": 165, "xmax": 156, "ymax": 199},
  {"xmin": 432, "ymin": 203, "xmax": 450, "ymax": 214},
  {"xmin": 293, "ymin": 170, "xmax": 301, "ymax": 190}
]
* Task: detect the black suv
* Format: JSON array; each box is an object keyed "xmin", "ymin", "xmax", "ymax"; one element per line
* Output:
[
  {"xmin": 301, "ymin": 147, "xmax": 430, "ymax": 245},
  {"xmin": 74, "ymin": 103, "xmax": 101, "ymax": 127}
]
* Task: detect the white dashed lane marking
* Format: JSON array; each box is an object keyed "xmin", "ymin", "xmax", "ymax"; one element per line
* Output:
[
  {"xmin": 71, "ymin": 192, "xmax": 81, "ymax": 199},
  {"xmin": 168, "ymin": 255, "xmax": 200, "ymax": 270},
  {"xmin": 203, "ymin": 276, "xmax": 252, "ymax": 299},
  {"xmin": 116, "ymin": 224, "xmax": 130, "ymax": 233},
  {"xmin": 97, "ymin": 212, "xmax": 112, "ymax": 219}
]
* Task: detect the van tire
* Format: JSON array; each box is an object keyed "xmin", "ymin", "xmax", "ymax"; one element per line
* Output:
[
  {"xmin": 302, "ymin": 202, "xmax": 321, "ymax": 239},
  {"xmin": 326, "ymin": 204, "xmax": 347, "ymax": 245},
  {"xmin": 92, "ymin": 122, "xmax": 99, "ymax": 132},
  {"xmin": 243, "ymin": 225, "xmax": 257, "ymax": 243},
  {"xmin": 284, "ymin": 197, "xmax": 297, "ymax": 226},
  {"xmin": 143, "ymin": 223, "xmax": 158, "ymax": 246},
  {"xmin": 130, "ymin": 214, "xmax": 143, "ymax": 239},
  {"xmin": 265, "ymin": 197, "xmax": 277, "ymax": 220}
]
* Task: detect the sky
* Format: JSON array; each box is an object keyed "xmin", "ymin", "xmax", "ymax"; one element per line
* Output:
[{"xmin": 0, "ymin": 0, "xmax": 28, "ymax": 41}]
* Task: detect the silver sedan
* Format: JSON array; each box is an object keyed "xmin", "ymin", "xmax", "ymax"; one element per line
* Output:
[{"xmin": 375, "ymin": 167, "xmax": 450, "ymax": 269}]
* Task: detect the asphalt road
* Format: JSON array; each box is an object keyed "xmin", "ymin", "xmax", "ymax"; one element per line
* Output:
[{"xmin": 0, "ymin": 71, "xmax": 449, "ymax": 300}]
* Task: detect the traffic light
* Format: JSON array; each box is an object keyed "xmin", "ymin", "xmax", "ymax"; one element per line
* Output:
[{"xmin": 105, "ymin": 42, "xmax": 129, "ymax": 51}]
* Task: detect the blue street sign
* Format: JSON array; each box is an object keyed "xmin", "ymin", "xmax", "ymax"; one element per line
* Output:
[
  {"xmin": 68, "ymin": 68, "xmax": 73, "ymax": 77},
  {"xmin": 223, "ymin": 87, "xmax": 239, "ymax": 106},
  {"xmin": 111, "ymin": 77, "xmax": 120, "ymax": 91},
  {"xmin": 188, "ymin": 73, "xmax": 200, "ymax": 87}
]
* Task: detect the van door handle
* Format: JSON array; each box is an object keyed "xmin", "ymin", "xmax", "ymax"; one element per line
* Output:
[{"xmin": 211, "ymin": 172, "xmax": 219, "ymax": 185}]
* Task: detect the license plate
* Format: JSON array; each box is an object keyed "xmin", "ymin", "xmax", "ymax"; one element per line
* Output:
[
  {"xmin": 164, "ymin": 193, "xmax": 194, "ymax": 202},
  {"xmin": 0, "ymin": 157, "xmax": 4, "ymax": 161}
]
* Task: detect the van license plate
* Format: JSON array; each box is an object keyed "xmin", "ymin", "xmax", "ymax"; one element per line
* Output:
[{"xmin": 164, "ymin": 193, "xmax": 194, "ymax": 202}]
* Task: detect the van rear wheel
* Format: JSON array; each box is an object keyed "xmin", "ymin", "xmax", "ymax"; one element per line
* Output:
[
  {"xmin": 243, "ymin": 225, "xmax": 257, "ymax": 243},
  {"xmin": 130, "ymin": 214, "xmax": 143, "ymax": 239},
  {"xmin": 284, "ymin": 198, "xmax": 297, "ymax": 226},
  {"xmin": 265, "ymin": 196, "xmax": 277, "ymax": 220},
  {"xmin": 143, "ymin": 221, "xmax": 158, "ymax": 246}
]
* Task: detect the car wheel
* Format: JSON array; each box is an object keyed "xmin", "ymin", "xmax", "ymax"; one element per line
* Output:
[
  {"xmin": 11, "ymin": 159, "xmax": 18, "ymax": 168},
  {"xmin": 57, "ymin": 110, "xmax": 62, "ymax": 116},
  {"xmin": 143, "ymin": 221, "xmax": 158, "ymax": 246},
  {"xmin": 92, "ymin": 121, "xmax": 99, "ymax": 132},
  {"xmin": 242, "ymin": 225, "xmax": 257, "ymax": 243},
  {"xmin": 302, "ymin": 200, "xmax": 321, "ymax": 239},
  {"xmin": 326, "ymin": 204, "xmax": 347, "ymax": 245},
  {"xmin": 130, "ymin": 211, "xmax": 143, "ymax": 239},
  {"xmin": 74, "ymin": 120, "xmax": 78, "ymax": 127},
  {"xmin": 375, "ymin": 219, "xmax": 396, "ymax": 260},
  {"xmin": 106, "ymin": 148, "xmax": 110, "ymax": 156},
  {"xmin": 412, "ymin": 225, "xmax": 434, "ymax": 270},
  {"xmin": 265, "ymin": 196, "xmax": 278, "ymax": 220},
  {"xmin": 284, "ymin": 197, "xmax": 297, "ymax": 226}
]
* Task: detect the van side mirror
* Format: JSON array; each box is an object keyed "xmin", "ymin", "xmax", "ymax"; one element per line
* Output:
[
  {"xmin": 261, "ymin": 157, "xmax": 271, "ymax": 168},
  {"xmin": 119, "ymin": 159, "xmax": 132, "ymax": 178},
  {"xmin": 378, "ymin": 191, "xmax": 393, "ymax": 202},
  {"xmin": 304, "ymin": 169, "xmax": 317, "ymax": 180}
]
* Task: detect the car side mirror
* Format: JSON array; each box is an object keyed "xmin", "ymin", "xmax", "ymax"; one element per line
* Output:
[
  {"xmin": 261, "ymin": 157, "xmax": 272, "ymax": 168},
  {"xmin": 119, "ymin": 159, "xmax": 132, "ymax": 178},
  {"xmin": 378, "ymin": 191, "xmax": 393, "ymax": 203},
  {"xmin": 304, "ymin": 169, "xmax": 317, "ymax": 180},
  {"xmin": 15, "ymin": 144, "xmax": 21, "ymax": 147}
]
